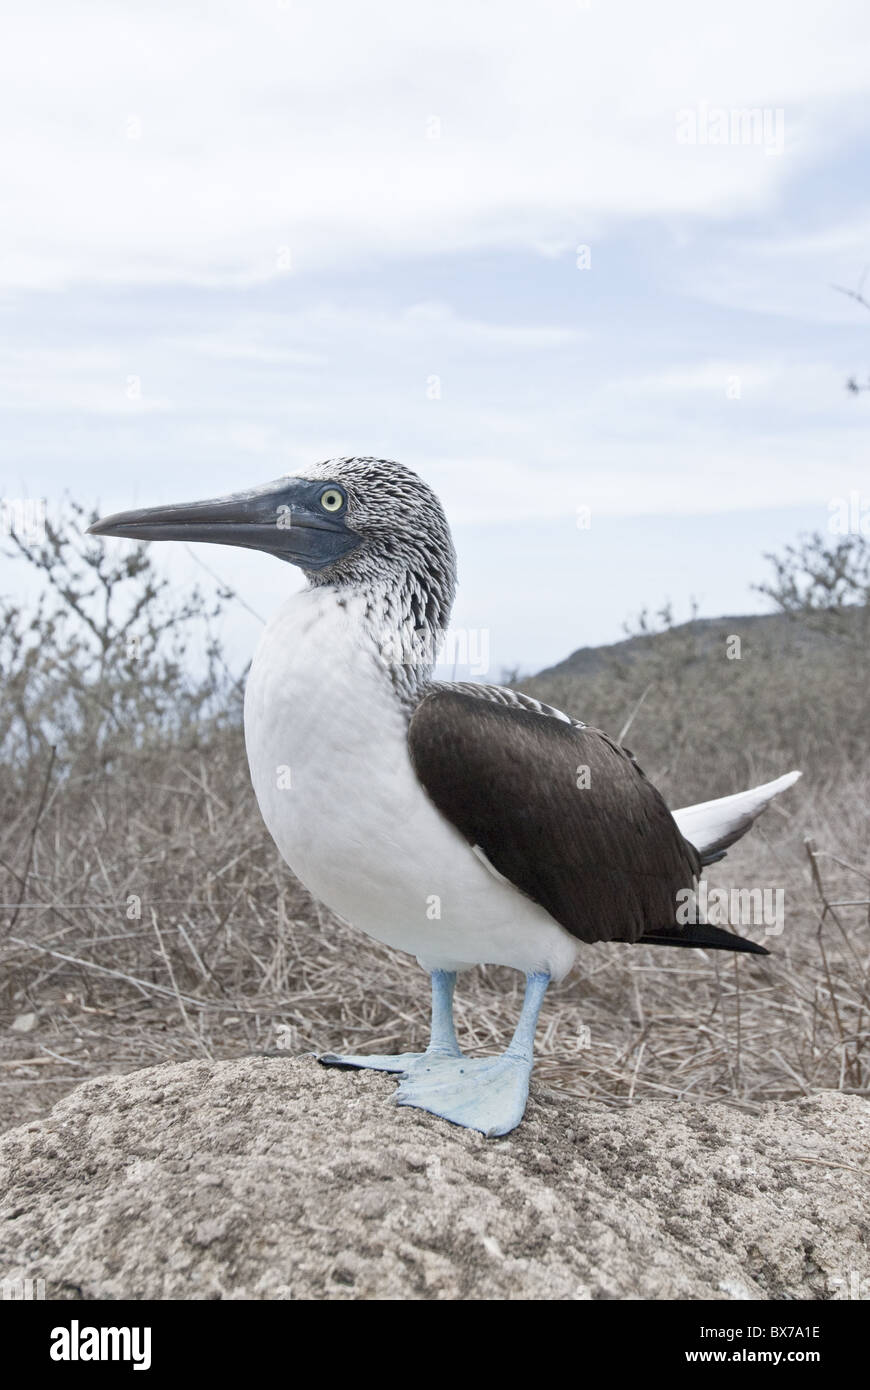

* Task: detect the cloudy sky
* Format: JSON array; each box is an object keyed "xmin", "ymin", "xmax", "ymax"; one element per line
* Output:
[{"xmin": 2, "ymin": 0, "xmax": 869, "ymax": 679}]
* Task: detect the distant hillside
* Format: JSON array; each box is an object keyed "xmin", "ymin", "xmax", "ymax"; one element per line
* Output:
[
  {"xmin": 524, "ymin": 607, "xmax": 869, "ymax": 807},
  {"xmin": 535, "ymin": 611, "xmax": 835, "ymax": 682}
]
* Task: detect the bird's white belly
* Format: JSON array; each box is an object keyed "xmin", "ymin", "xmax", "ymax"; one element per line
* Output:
[{"xmin": 243, "ymin": 589, "xmax": 578, "ymax": 979}]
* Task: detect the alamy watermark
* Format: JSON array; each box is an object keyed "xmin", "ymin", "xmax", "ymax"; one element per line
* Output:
[
  {"xmin": 378, "ymin": 623, "xmax": 490, "ymax": 676},
  {"xmin": 676, "ymin": 875, "xmax": 785, "ymax": 937},
  {"xmin": 827, "ymin": 1270, "xmax": 869, "ymax": 1300},
  {"xmin": 676, "ymin": 103, "xmax": 785, "ymax": 156},
  {"xmin": 828, "ymin": 491, "xmax": 870, "ymax": 536},
  {"xmin": 1, "ymin": 1276, "xmax": 45, "ymax": 1300},
  {"xmin": 50, "ymin": 1320, "xmax": 151, "ymax": 1371}
]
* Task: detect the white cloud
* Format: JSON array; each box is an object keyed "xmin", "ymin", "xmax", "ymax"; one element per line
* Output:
[
  {"xmin": 613, "ymin": 361, "xmax": 856, "ymax": 406},
  {"xmin": 0, "ymin": 300, "xmax": 582, "ymax": 418},
  {"xmin": 618, "ymin": 363, "xmax": 777, "ymax": 395},
  {"xmin": 3, "ymin": 0, "xmax": 870, "ymax": 288},
  {"xmin": 0, "ymin": 348, "xmax": 172, "ymax": 414},
  {"xmin": 2, "ymin": 291, "xmax": 862, "ymax": 528}
]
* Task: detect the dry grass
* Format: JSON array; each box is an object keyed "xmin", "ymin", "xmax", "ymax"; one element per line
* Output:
[{"xmin": 1, "ymin": 734, "xmax": 867, "ymax": 1134}]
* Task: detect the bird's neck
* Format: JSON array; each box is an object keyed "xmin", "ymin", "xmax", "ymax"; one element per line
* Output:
[{"xmin": 310, "ymin": 569, "xmax": 454, "ymax": 707}]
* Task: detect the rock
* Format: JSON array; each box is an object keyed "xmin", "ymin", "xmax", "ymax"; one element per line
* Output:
[
  {"xmin": 9, "ymin": 1013, "xmax": 38, "ymax": 1033},
  {"xmin": 0, "ymin": 1056, "xmax": 867, "ymax": 1300}
]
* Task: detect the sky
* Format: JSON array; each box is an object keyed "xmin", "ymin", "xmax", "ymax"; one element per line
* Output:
[{"xmin": 1, "ymin": 0, "xmax": 869, "ymax": 681}]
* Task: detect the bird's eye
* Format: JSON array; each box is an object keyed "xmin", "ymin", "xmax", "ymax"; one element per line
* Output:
[{"xmin": 319, "ymin": 488, "xmax": 344, "ymax": 513}]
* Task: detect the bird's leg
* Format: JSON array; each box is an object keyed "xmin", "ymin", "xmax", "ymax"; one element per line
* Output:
[
  {"xmin": 426, "ymin": 968, "xmax": 462, "ymax": 1057},
  {"xmin": 317, "ymin": 969, "xmax": 462, "ymax": 1073},
  {"xmin": 395, "ymin": 970, "xmax": 550, "ymax": 1137},
  {"xmin": 504, "ymin": 969, "xmax": 550, "ymax": 1064}
]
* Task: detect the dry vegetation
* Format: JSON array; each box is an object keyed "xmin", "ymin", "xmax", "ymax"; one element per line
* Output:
[{"xmin": 1, "ymin": 511, "xmax": 868, "ymax": 1133}]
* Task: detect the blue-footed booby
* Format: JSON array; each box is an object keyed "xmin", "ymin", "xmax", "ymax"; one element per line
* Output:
[{"xmin": 90, "ymin": 458, "xmax": 801, "ymax": 1137}]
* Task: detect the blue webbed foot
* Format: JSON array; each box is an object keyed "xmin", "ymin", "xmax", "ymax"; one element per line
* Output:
[
  {"xmin": 318, "ymin": 970, "xmax": 547, "ymax": 1137},
  {"xmin": 318, "ymin": 1050, "xmax": 424, "ymax": 1074},
  {"xmin": 318, "ymin": 968, "xmax": 462, "ymax": 1076},
  {"xmin": 318, "ymin": 1041, "xmax": 462, "ymax": 1074},
  {"xmin": 394, "ymin": 1052, "xmax": 532, "ymax": 1137}
]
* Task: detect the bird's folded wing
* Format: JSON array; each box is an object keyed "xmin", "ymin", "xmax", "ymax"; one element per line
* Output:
[{"xmin": 408, "ymin": 687, "xmax": 701, "ymax": 945}]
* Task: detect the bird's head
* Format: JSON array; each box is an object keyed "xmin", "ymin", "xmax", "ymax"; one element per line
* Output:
[{"xmin": 88, "ymin": 456, "xmax": 457, "ymax": 630}]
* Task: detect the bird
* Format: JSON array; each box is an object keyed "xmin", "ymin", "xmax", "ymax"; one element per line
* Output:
[{"xmin": 89, "ymin": 457, "xmax": 801, "ymax": 1137}]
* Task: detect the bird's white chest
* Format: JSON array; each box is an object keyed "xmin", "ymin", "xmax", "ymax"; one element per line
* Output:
[
  {"xmin": 243, "ymin": 588, "xmax": 577, "ymax": 978},
  {"xmin": 244, "ymin": 590, "xmax": 406, "ymax": 887},
  {"xmin": 243, "ymin": 590, "xmax": 440, "ymax": 945}
]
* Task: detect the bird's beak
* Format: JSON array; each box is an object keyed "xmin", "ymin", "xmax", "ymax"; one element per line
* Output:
[{"xmin": 87, "ymin": 475, "xmax": 361, "ymax": 570}]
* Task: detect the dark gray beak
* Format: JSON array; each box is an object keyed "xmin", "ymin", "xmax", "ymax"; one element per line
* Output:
[{"xmin": 87, "ymin": 475, "xmax": 361, "ymax": 571}]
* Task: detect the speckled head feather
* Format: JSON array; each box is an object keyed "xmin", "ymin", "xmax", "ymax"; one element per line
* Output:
[{"xmin": 292, "ymin": 458, "xmax": 458, "ymax": 693}]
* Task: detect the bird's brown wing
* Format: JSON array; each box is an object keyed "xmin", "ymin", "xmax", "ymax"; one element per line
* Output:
[{"xmin": 408, "ymin": 687, "xmax": 703, "ymax": 946}]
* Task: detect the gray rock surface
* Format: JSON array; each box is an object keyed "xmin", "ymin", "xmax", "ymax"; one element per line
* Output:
[{"xmin": 1, "ymin": 1056, "xmax": 867, "ymax": 1300}]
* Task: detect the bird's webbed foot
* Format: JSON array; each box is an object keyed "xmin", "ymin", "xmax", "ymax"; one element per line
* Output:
[
  {"xmin": 394, "ymin": 1052, "xmax": 533, "ymax": 1137},
  {"xmin": 317, "ymin": 1044, "xmax": 460, "ymax": 1075}
]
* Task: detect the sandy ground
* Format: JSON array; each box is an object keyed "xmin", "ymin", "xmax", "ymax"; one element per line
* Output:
[{"xmin": 1, "ymin": 1055, "xmax": 868, "ymax": 1300}]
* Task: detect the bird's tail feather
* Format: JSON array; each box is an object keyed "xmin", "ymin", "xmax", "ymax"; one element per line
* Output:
[
  {"xmin": 638, "ymin": 923, "xmax": 770, "ymax": 954},
  {"xmin": 672, "ymin": 770, "xmax": 801, "ymax": 861}
]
